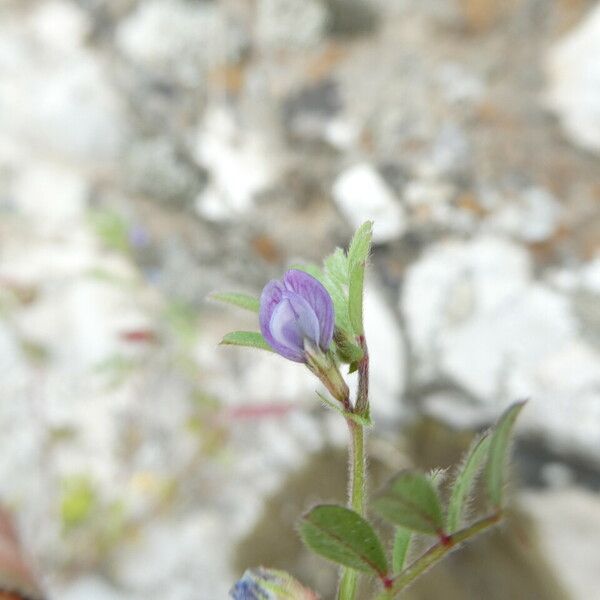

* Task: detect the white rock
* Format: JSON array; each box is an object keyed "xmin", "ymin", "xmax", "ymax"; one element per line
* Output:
[
  {"xmin": 439, "ymin": 284, "xmax": 577, "ymax": 401},
  {"xmin": 116, "ymin": 0, "xmax": 237, "ymax": 84},
  {"xmin": 13, "ymin": 161, "xmax": 88, "ymax": 229},
  {"xmin": 423, "ymin": 392, "xmax": 491, "ymax": 430},
  {"xmin": 256, "ymin": 0, "xmax": 328, "ymax": 51},
  {"xmin": 521, "ymin": 488, "xmax": 600, "ymax": 600},
  {"xmin": 436, "ymin": 62, "xmax": 485, "ymax": 106},
  {"xmin": 546, "ymin": 3, "xmax": 600, "ymax": 152},
  {"xmin": 484, "ymin": 187, "xmax": 563, "ymax": 242},
  {"xmin": 0, "ymin": 40, "xmax": 127, "ymax": 163},
  {"xmin": 333, "ymin": 163, "xmax": 408, "ymax": 244},
  {"xmin": 125, "ymin": 137, "xmax": 202, "ymax": 204},
  {"xmin": 579, "ymin": 256, "xmax": 600, "ymax": 294},
  {"xmin": 402, "ymin": 235, "xmax": 600, "ymax": 460},
  {"xmin": 402, "ymin": 235, "xmax": 532, "ymax": 370},
  {"xmin": 28, "ymin": 0, "xmax": 90, "ymax": 54},
  {"xmin": 194, "ymin": 107, "xmax": 279, "ymax": 221},
  {"xmin": 59, "ymin": 576, "xmax": 131, "ymax": 600},
  {"xmin": 363, "ymin": 280, "xmax": 406, "ymax": 421}
]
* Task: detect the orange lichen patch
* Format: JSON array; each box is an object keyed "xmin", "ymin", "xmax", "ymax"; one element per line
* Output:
[
  {"xmin": 208, "ymin": 63, "xmax": 246, "ymax": 95},
  {"xmin": 475, "ymin": 101, "xmax": 519, "ymax": 129},
  {"xmin": 526, "ymin": 224, "xmax": 571, "ymax": 263},
  {"xmin": 251, "ymin": 234, "xmax": 281, "ymax": 264},
  {"xmin": 458, "ymin": 0, "xmax": 521, "ymax": 32},
  {"xmin": 456, "ymin": 192, "xmax": 488, "ymax": 217},
  {"xmin": 305, "ymin": 44, "xmax": 348, "ymax": 82},
  {"xmin": 413, "ymin": 204, "xmax": 433, "ymax": 223}
]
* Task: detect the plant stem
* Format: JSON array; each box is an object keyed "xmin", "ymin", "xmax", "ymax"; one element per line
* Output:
[
  {"xmin": 373, "ymin": 512, "xmax": 502, "ymax": 600},
  {"xmin": 338, "ymin": 340, "xmax": 369, "ymax": 600},
  {"xmin": 337, "ymin": 420, "xmax": 366, "ymax": 600}
]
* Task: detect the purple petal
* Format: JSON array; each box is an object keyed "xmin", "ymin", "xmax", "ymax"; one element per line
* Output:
[
  {"xmin": 259, "ymin": 280, "xmax": 304, "ymax": 362},
  {"xmin": 277, "ymin": 292, "xmax": 320, "ymax": 344},
  {"xmin": 283, "ymin": 269, "xmax": 334, "ymax": 350}
]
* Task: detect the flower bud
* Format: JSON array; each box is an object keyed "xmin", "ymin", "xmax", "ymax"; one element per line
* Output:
[
  {"xmin": 229, "ymin": 568, "xmax": 317, "ymax": 600},
  {"xmin": 259, "ymin": 269, "xmax": 334, "ymax": 363}
]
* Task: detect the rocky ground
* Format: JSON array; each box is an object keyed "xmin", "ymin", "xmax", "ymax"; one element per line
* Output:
[{"xmin": 0, "ymin": 0, "xmax": 599, "ymax": 598}]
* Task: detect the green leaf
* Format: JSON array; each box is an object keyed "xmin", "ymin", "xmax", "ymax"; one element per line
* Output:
[
  {"xmin": 373, "ymin": 470, "xmax": 445, "ymax": 535},
  {"xmin": 485, "ymin": 401, "xmax": 526, "ymax": 507},
  {"xmin": 322, "ymin": 251, "xmax": 353, "ymax": 335},
  {"xmin": 323, "ymin": 247, "xmax": 349, "ymax": 286},
  {"xmin": 298, "ymin": 504, "xmax": 388, "ymax": 577},
  {"xmin": 446, "ymin": 434, "xmax": 490, "ymax": 532},
  {"xmin": 347, "ymin": 222, "xmax": 372, "ymax": 336},
  {"xmin": 392, "ymin": 528, "xmax": 412, "ymax": 574},
  {"xmin": 220, "ymin": 331, "xmax": 273, "ymax": 352},
  {"xmin": 347, "ymin": 221, "xmax": 373, "ymax": 272},
  {"xmin": 209, "ymin": 292, "xmax": 260, "ymax": 313}
]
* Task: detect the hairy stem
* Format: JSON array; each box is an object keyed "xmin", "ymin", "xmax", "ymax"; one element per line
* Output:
[
  {"xmin": 337, "ymin": 421, "xmax": 366, "ymax": 600},
  {"xmin": 338, "ymin": 341, "xmax": 369, "ymax": 600},
  {"xmin": 373, "ymin": 512, "xmax": 502, "ymax": 600}
]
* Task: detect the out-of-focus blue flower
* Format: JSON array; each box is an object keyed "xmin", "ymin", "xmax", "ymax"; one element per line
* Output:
[
  {"xmin": 229, "ymin": 568, "xmax": 318, "ymax": 600},
  {"xmin": 259, "ymin": 269, "xmax": 334, "ymax": 363},
  {"xmin": 128, "ymin": 224, "xmax": 151, "ymax": 248},
  {"xmin": 229, "ymin": 571, "xmax": 269, "ymax": 599}
]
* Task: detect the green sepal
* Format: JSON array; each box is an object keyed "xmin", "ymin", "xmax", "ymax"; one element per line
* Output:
[
  {"xmin": 298, "ymin": 504, "xmax": 388, "ymax": 577},
  {"xmin": 316, "ymin": 392, "xmax": 372, "ymax": 427},
  {"xmin": 334, "ymin": 328, "xmax": 364, "ymax": 364}
]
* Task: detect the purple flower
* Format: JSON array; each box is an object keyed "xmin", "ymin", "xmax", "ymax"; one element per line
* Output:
[{"xmin": 260, "ymin": 269, "xmax": 334, "ymax": 363}]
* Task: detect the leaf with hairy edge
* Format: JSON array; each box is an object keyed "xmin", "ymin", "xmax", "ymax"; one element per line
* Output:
[
  {"xmin": 347, "ymin": 222, "xmax": 372, "ymax": 336},
  {"xmin": 220, "ymin": 331, "xmax": 273, "ymax": 352},
  {"xmin": 392, "ymin": 528, "xmax": 412, "ymax": 574},
  {"xmin": 298, "ymin": 505, "xmax": 388, "ymax": 577},
  {"xmin": 347, "ymin": 221, "xmax": 373, "ymax": 273},
  {"xmin": 446, "ymin": 434, "xmax": 490, "ymax": 532},
  {"xmin": 373, "ymin": 471, "xmax": 445, "ymax": 535},
  {"xmin": 209, "ymin": 292, "xmax": 260, "ymax": 313},
  {"xmin": 485, "ymin": 401, "xmax": 526, "ymax": 508}
]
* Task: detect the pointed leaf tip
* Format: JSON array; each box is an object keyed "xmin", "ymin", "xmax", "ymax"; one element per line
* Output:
[
  {"xmin": 485, "ymin": 400, "xmax": 527, "ymax": 508},
  {"xmin": 220, "ymin": 331, "xmax": 273, "ymax": 352},
  {"xmin": 347, "ymin": 222, "xmax": 372, "ymax": 337},
  {"xmin": 209, "ymin": 292, "xmax": 260, "ymax": 313}
]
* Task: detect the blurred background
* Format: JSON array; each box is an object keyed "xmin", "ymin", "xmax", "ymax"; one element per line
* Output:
[{"xmin": 1, "ymin": 0, "xmax": 600, "ymax": 598}]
